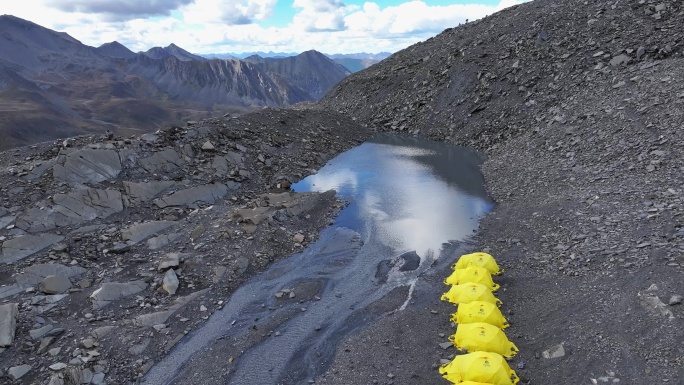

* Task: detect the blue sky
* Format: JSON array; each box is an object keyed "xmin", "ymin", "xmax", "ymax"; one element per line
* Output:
[{"xmin": 6, "ymin": 1, "xmax": 528, "ymax": 54}]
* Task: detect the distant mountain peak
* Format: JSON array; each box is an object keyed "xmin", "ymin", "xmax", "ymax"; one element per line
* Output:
[
  {"xmin": 96, "ymin": 41, "xmax": 136, "ymax": 59},
  {"xmin": 143, "ymin": 43, "xmax": 206, "ymax": 62}
]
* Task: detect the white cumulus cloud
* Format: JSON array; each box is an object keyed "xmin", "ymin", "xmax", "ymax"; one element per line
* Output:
[
  {"xmin": 345, "ymin": 0, "xmax": 526, "ymax": 34},
  {"xmin": 182, "ymin": 0, "xmax": 277, "ymax": 25},
  {"xmin": 3, "ymin": 0, "xmax": 530, "ymax": 54},
  {"xmin": 292, "ymin": 0, "xmax": 358, "ymax": 32}
]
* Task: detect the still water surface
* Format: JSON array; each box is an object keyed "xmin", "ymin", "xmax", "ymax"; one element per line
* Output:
[{"xmin": 144, "ymin": 133, "xmax": 493, "ymax": 385}]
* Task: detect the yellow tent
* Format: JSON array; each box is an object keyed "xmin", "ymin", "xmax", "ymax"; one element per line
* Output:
[
  {"xmin": 439, "ymin": 351, "xmax": 519, "ymax": 385},
  {"xmin": 453, "ymin": 252, "xmax": 503, "ymax": 275},
  {"xmin": 451, "ymin": 301, "xmax": 509, "ymax": 329},
  {"xmin": 444, "ymin": 266, "xmax": 500, "ymax": 291},
  {"xmin": 441, "ymin": 283, "xmax": 503, "ymax": 307},
  {"xmin": 449, "ymin": 322, "xmax": 519, "ymax": 358},
  {"xmin": 460, "ymin": 382, "xmax": 498, "ymax": 385}
]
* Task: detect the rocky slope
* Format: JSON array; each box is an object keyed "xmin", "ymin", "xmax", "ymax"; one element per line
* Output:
[
  {"xmin": 0, "ymin": 108, "xmax": 370, "ymax": 384},
  {"xmin": 317, "ymin": 0, "xmax": 684, "ymax": 383}
]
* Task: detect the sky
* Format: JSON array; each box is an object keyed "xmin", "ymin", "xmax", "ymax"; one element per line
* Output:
[{"xmin": 3, "ymin": 0, "xmax": 529, "ymax": 55}]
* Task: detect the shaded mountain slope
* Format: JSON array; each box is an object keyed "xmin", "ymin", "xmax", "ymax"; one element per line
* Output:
[
  {"xmin": 0, "ymin": 16, "xmax": 350, "ymax": 149},
  {"xmin": 245, "ymin": 50, "xmax": 351, "ymax": 99},
  {"xmin": 0, "ymin": 15, "xmax": 106, "ymax": 71},
  {"xmin": 125, "ymin": 55, "xmax": 313, "ymax": 107}
]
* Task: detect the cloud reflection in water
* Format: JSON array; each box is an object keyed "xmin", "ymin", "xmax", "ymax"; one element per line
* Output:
[{"xmin": 294, "ymin": 134, "xmax": 493, "ymax": 259}]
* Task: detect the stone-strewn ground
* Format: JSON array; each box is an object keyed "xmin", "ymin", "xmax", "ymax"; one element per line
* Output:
[
  {"xmin": 0, "ymin": 109, "xmax": 370, "ymax": 384},
  {"xmin": 316, "ymin": 0, "xmax": 684, "ymax": 384}
]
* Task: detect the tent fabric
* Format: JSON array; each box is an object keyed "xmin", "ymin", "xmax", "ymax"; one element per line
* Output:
[
  {"xmin": 449, "ymin": 322, "xmax": 519, "ymax": 358},
  {"xmin": 441, "ymin": 283, "xmax": 503, "ymax": 307},
  {"xmin": 453, "ymin": 252, "xmax": 503, "ymax": 275},
  {"xmin": 451, "ymin": 301, "xmax": 509, "ymax": 329},
  {"xmin": 439, "ymin": 351, "xmax": 520, "ymax": 385},
  {"xmin": 444, "ymin": 266, "xmax": 500, "ymax": 291},
  {"xmin": 459, "ymin": 382, "xmax": 499, "ymax": 385}
]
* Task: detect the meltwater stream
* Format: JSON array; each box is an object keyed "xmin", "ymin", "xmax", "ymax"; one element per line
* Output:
[{"xmin": 143, "ymin": 133, "xmax": 494, "ymax": 385}]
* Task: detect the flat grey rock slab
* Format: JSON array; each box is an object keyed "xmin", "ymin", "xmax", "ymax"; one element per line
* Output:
[
  {"xmin": 26, "ymin": 159, "xmax": 56, "ymax": 180},
  {"xmin": 0, "ymin": 303, "xmax": 18, "ymax": 347},
  {"xmin": 90, "ymin": 281, "xmax": 147, "ymax": 309},
  {"xmin": 235, "ymin": 207, "xmax": 271, "ymax": 225},
  {"xmin": 124, "ymin": 181, "xmax": 176, "ymax": 204},
  {"xmin": 211, "ymin": 156, "xmax": 229, "ymax": 175},
  {"xmin": 8, "ymin": 364, "xmax": 32, "ymax": 380},
  {"xmin": 147, "ymin": 233, "xmax": 181, "ymax": 250},
  {"xmin": 0, "ymin": 215, "xmax": 16, "ymax": 229},
  {"xmin": 134, "ymin": 310, "xmax": 174, "ymax": 327},
  {"xmin": 154, "ymin": 183, "xmax": 231, "ymax": 208},
  {"xmin": 29, "ymin": 324, "xmax": 54, "ymax": 339},
  {"xmin": 139, "ymin": 148, "xmax": 184, "ymax": 173},
  {"xmin": 69, "ymin": 224, "xmax": 107, "ymax": 234},
  {"xmin": 0, "ymin": 284, "xmax": 23, "ymax": 300},
  {"xmin": 225, "ymin": 151, "xmax": 243, "ymax": 166},
  {"xmin": 39, "ymin": 275, "xmax": 72, "ymax": 294},
  {"xmin": 16, "ymin": 263, "xmax": 87, "ymax": 287},
  {"xmin": 53, "ymin": 149, "xmax": 121, "ymax": 185},
  {"xmin": 121, "ymin": 221, "xmax": 176, "ymax": 244},
  {"xmin": 134, "ymin": 289, "xmax": 208, "ymax": 327},
  {"xmin": 0, "ymin": 234, "xmax": 65, "ymax": 264},
  {"xmin": 158, "ymin": 253, "xmax": 181, "ymax": 271},
  {"xmin": 16, "ymin": 188, "xmax": 123, "ymax": 232}
]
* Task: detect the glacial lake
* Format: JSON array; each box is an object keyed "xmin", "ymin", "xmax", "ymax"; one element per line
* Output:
[{"xmin": 144, "ymin": 133, "xmax": 494, "ymax": 385}]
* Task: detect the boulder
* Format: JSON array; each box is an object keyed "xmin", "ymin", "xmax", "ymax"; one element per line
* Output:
[{"xmin": 162, "ymin": 269, "xmax": 180, "ymax": 295}]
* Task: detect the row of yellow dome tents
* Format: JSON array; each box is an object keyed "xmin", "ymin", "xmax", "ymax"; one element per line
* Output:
[{"xmin": 439, "ymin": 252, "xmax": 520, "ymax": 385}]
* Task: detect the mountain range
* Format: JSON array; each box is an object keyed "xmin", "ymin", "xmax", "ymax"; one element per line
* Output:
[
  {"xmin": 0, "ymin": 15, "xmax": 351, "ymax": 150},
  {"xmin": 204, "ymin": 52, "xmax": 390, "ymax": 73}
]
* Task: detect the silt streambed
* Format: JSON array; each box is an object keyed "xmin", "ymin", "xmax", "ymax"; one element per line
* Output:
[{"xmin": 143, "ymin": 133, "xmax": 494, "ymax": 384}]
